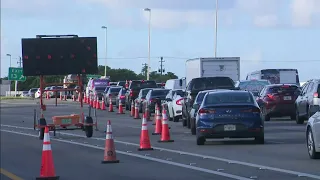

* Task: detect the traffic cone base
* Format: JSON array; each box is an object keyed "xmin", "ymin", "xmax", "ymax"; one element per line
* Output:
[
  {"xmin": 101, "ymin": 160, "xmax": 120, "ymax": 164},
  {"xmin": 158, "ymin": 140, "xmax": 174, "ymax": 143},
  {"xmin": 138, "ymin": 147, "xmax": 153, "ymax": 151},
  {"xmin": 36, "ymin": 176, "xmax": 60, "ymax": 180}
]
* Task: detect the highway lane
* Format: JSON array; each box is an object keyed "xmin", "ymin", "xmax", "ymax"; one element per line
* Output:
[
  {"xmin": 1, "ymin": 99, "xmax": 319, "ymax": 180},
  {"xmin": 1, "ymin": 130, "xmax": 229, "ymax": 180}
]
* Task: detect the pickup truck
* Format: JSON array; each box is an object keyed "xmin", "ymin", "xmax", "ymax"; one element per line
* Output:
[{"xmin": 124, "ymin": 80, "xmax": 158, "ymax": 110}]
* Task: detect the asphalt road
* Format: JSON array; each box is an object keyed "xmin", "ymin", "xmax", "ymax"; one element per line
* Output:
[{"xmin": 1, "ymin": 99, "xmax": 320, "ymax": 180}]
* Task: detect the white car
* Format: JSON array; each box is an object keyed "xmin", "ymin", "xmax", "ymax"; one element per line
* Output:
[
  {"xmin": 306, "ymin": 110, "xmax": 320, "ymax": 159},
  {"xmin": 164, "ymin": 89, "xmax": 185, "ymax": 122}
]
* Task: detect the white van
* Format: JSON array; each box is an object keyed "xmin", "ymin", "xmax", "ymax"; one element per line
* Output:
[{"xmin": 165, "ymin": 79, "xmax": 186, "ymax": 90}]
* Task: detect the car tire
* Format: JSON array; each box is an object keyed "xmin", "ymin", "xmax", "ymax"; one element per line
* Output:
[
  {"xmin": 187, "ymin": 115, "xmax": 191, "ymax": 129},
  {"xmin": 168, "ymin": 107, "xmax": 173, "ymax": 121},
  {"xmin": 173, "ymin": 115, "xmax": 180, "ymax": 122},
  {"xmin": 182, "ymin": 118, "xmax": 187, "ymax": 126},
  {"xmin": 262, "ymin": 107, "xmax": 270, "ymax": 121},
  {"xmin": 196, "ymin": 136, "xmax": 205, "ymax": 145},
  {"xmin": 307, "ymin": 128, "xmax": 320, "ymax": 159},
  {"xmin": 191, "ymin": 120, "xmax": 196, "ymax": 135},
  {"xmin": 254, "ymin": 135, "xmax": 265, "ymax": 144},
  {"xmin": 295, "ymin": 108, "xmax": 304, "ymax": 124},
  {"xmin": 84, "ymin": 125, "xmax": 93, "ymax": 138}
]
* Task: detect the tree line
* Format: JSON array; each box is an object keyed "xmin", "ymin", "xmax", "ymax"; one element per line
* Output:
[{"xmin": 1, "ymin": 65, "xmax": 178, "ymax": 91}]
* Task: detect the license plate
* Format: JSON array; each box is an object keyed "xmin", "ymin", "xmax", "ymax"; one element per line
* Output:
[
  {"xmin": 61, "ymin": 118, "xmax": 72, "ymax": 124},
  {"xmin": 283, "ymin": 96, "xmax": 292, "ymax": 100},
  {"xmin": 224, "ymin": 125, "xmax": 236, "ymax": 131}
]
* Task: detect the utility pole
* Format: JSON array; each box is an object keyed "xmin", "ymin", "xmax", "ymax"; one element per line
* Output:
[
  {"xmin": 142, "ymin": 63, "xmax": 148, "ymax": 78},
  {"xmin": 158, "ymin": 56, "xmax": 165, "ymax": 75},
  {"xmin": 15, "ymin": 56, "xmax": 22, "ymax": 97},
  {"xmin": 17, "ymin": 56, "xmax": 22, "ymax": 67}
]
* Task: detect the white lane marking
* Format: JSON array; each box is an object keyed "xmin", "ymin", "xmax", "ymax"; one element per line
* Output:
[
  {"xmin": 0, "ymin": 129, "xmax": 251, "ymax": 180},
  {"xmin": 2, "ymin": 124, "xmax": 320, "ymax": 180}
]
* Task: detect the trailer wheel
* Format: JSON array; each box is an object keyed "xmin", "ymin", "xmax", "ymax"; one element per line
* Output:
[{"xmin": 84, "ymin": 125, "xmax": 93, "ymax": 138}]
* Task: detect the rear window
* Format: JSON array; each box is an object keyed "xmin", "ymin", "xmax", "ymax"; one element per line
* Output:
[
  {"xmin": 267, "ymin": 85, "xmax": 299, "ymax": 95},
  {"xmin": 191, "ymin": 77, "xmax": 235, "ymax": 91},
  {"xmin": 118, "ymin": 81, "xmax": 126, "ymax": 86},
  {"xmin": 95, "ymin": 87, "xmax": 107, "ymax": 91},
  {"xmin": 204, "ymin": 92, "xmax": 254, "ymax": 105},
  {"xmin": 174, "ymin": 90, "xmax": 185, "ymax": 97},
  {"xmin": 238, "ymin": 81, "xmax": 270, "ymax": 92},
  {"xmin": 196, "ymin": 92, "xmax": 207, "ymax": 104},
  {"xmin": 141, "ymin": 89, "xmax": 152, "ymax": 96},
  {"xmin": 120, "ymin": 89, "xmax": 127, "ymax": 95},
  {"xmin": 110, "ymin": 87, "xmax": 121, "ymax": 93},
  {"xmin": 130, "ymin": 81, "xmax": 157, "ymax": 89},
  {"xmin": 151, "ymin": 90, "xmax": 170, "ymax": 97}
]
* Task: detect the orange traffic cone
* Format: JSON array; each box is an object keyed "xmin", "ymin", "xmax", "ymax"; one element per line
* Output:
[
  {"xmin": 117, "ymin": 100, "xmax": 125, "ymax": 114},
  {"xmin": 144, "ymin": 105, "xmax": 150, "ymax": 121},
  {"xmin": 63, "ymin": 95, "xmax": 67, "ymax": 101},
  {"xmin": 93, "ymin": 95, "xmax": 96, "ymax": 109},
  {"xmin": 101, "ymin": 120, "xmax": 120, "ymax": 164},
  {"xmin": 101, "ymin": 98, "xmax": 106, "ymax": 110},
  {"xmin": 108, "ymin": 98, "xmax": 114, "ymax": 112},
  {"xmin": 77, "ymin": 94, "xmax": 81, "ymax": 102},
  {"xmin": 46, "ymin": 93, "xmax": 49, "ymax": 100},
  {"xmin": 130, "ymin": 101, "xmax": 135, "ymax": 117},
  {"xmin": 36, "ymin": 126, "xmax": 59, "ymax": 180},
  {"xmin": 72, "ymin": 95, "xmax": 76, "ymax": 101},
  {"xmin": 138, "ymin": 114, "xmax": 153, "ymax": 151},
  {"xmin": 96, "ymin": 97, "xmax": 101, "ymax": 109},
  {"xmin": 90, "ymin": 95, "xmax": 93, "ymax": 107},
  {"xmin": 158, "ymin": 109, "xmax": 174, "ymax": 143},
  {"xmin": 152, "ymin": 105, "xmax": 162, "ymax": 135},
  {"xmin": 59, "ymin": 93, "xmax": 62, "ymax": 100},
  {"xmin": 133, "ymin": 102, "xmax": 140, "ymax": 119}
]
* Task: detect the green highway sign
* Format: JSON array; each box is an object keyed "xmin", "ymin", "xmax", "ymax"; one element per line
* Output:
[
  {"xmin": 8, "ymin": 67, "xmax": 26, "ymax": 81},
  {"xmin": 87, "ymin": 74, "xmax": 101, "ymax": 79}
]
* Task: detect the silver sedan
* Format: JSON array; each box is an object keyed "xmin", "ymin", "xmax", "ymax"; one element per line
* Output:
[{"xmin": 306, "ymin": 110, "xmax": 320, "ymax": 159}]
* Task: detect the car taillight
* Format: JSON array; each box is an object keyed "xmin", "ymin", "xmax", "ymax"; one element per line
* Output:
[
  {"xmin": 242, "ymin": 108, "xmax": 260, "ymax": 113},
  {"xmin": 314, "ymin": 92, "xmax": 319, "ymax": 98},
  {"xmin": 120, "ymin": 95, "xmax": 125, "ymax": 99},
  {"xmin": 266, "ymin": 94, "xmax": 275, "ymax": 101},
  {"xmin": 282, "ymin": 85, "xmax": 290, "ymax": 88},
  {"xmin": 130, "ymin": 90, "xmax": 133, "ymax": 97},
  {"xmin": 176, "ymin": 98, "xmax": 183, "ymax": 105},
  {"xmin": 198, "ymin": 109, "xmax": 215, "ymax": 115}
]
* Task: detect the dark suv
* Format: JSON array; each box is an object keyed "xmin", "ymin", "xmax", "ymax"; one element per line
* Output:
[
  {"xmin": 125, "ymin": 80, "xmax": 158, "ymax": 110},
  {"xmin": 181, "ymin": 77, "xmax": 237, "ymax": 128},
  {"xmin": 256, "ymin": 84, "xmax": 300, "ymax": 121}
]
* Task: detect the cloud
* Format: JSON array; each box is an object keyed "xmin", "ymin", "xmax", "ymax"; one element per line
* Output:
[{"xmin": 290, "ymin": 0, "xmax": 320, "ymax": 27}]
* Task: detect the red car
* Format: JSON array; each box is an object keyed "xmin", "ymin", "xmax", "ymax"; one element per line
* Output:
[{"xmin": 256, "ymin": 84, "xmax": 300, "ymax": 121}]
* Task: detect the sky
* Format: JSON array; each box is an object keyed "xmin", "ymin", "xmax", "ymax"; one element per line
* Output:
[{"xmin": 1, "ymin": 0, "xmax": 320, "ymax": 81}]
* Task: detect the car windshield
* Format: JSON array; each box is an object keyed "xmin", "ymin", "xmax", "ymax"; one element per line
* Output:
[
  {"xmin": 204, "ymin": 92, "xmax": 253, "ymax": 105},
  {"xmin": 151, "ymin": 90, "xmax": 170, "ymax": 97},
  {"xmin": 141, "ymin": 89, "xmax": 152, "ymax": 97},
  {"xmin": 267, "ymin": 85, "xmax": 299, "ymax": 95},
  {"xmin": 196, "ymin": 92, "xmax": 207, "ymax": 104},
  {"xmin": 130, "ymin": 81, "xmax": 157, "ymax": 89},
  {"xmin": 238, "ymin": 81, "xmax": 270, "ymax": 92},
  {"xmin": 192, "ymin": 77, "xmax": 234, "ymax": 90},
  {"xmin": 110, "ymin": 87, "xmax": 121, "ymax": 93}
]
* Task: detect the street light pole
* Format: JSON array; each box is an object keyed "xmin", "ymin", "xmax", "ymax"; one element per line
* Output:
[
  {"xmin": 101, "ymin": 26, "xmax": 108, "ymax": 77},
  {"xmin": 214, "ymin": 0, "xmax": 218, "ymax": 57},
  {"xmin": 6, "ymin": 54, "xmax": 12, "ymax": 96},
  {"xmin": 14, "ymin": 56, "xmax": 22, "ymax": 97},
  {"xmin": 144, "ymin": 8, "xmax": 151, "ymax": 80}
]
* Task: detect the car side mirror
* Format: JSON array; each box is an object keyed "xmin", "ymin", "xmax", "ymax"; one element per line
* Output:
[{"xmin": 192, "ymin": 104, "xmax": 199, "ymax": 109}]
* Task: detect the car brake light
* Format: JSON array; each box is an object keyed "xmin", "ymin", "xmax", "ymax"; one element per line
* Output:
[
  {"xmin": 282, "ymin": 85, "xmax": 290, "ymax": 88},
  {"xmin": 141, "ymin": 80, "xmax": 144, "ymax": 83},
  {"xmin": 198, "ymin": 108, "xmax": 215, "ymax": 115},
  {"xmin": 120, "ymin": 95, "xmax": 125, "ymax": 99},
  {"xmin": 314, "ymin": 92, "xmax": 319, "ymax": 98},
  {"xmin": 176, "ymin": 98, "xmax": 183, "ymax": 105},
  {"xmin": 266, "ymin": 94, "xmax": 275, "ymax": 100}
]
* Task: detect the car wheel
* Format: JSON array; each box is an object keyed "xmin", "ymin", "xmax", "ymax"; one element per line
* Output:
[
  {"xmin": 262, "ymin": 107, "xmax": 270, "ymax": 121},
  {"xmin": 254, "ymin": 134, "xmax": 265, "ymax": 144},
  {"xmin": 168, "ymin": 107, "xmax": 173, "ymax": 121},
  {"xmin": 196, "ymin": 136, "xmax": 205, "ymax": 145},
  {"xmin": 307, "ymin": 128, "xmax": 320, "ymax": 159},
  {"xmin": 296, "ymin": 108, "xmax": 304, "ymax": 124},
  {"xmin": 187, "ymin": 115, "xmax": 191, "ymax": 129},
  {"xmin": 191, "ymin": 119, "xmax": 196, "ymax": 135},
  {"xmin": 182, "ymin": 118, "xmax": 187, "ymax": 126}
]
